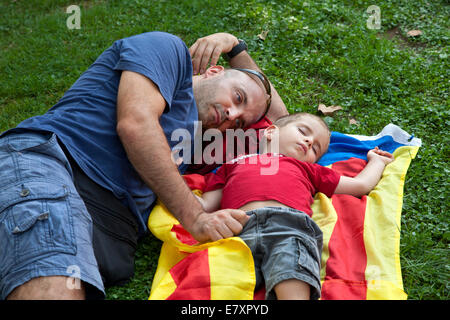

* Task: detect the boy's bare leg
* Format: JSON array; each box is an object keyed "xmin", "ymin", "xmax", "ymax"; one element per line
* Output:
[
  {"xmin": 7, "ymin": 276, "xmax": 85, "ymax": 300},
  {"xmin": 274, "ymin": 279, "xmax": 310, "ymax": 300}
]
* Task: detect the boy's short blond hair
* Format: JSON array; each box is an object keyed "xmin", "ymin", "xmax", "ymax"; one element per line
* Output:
[
  {"xmin": 274, "ymin": 112, "xmax": 330, "ymax": 134},
  {"xmin": 273, "ymin": 112, "xmax": 331, "ymax": 156}
]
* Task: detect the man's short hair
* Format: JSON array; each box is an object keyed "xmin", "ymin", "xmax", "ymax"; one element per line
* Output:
[{"xmin": 224, "ymin": 68, "xmax": 272, "ymax": 122}]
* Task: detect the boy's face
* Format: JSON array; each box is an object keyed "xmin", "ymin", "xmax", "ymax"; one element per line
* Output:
[{"xmin": 268, "ymin": 116, "xmax": 330, "ymax": 163}]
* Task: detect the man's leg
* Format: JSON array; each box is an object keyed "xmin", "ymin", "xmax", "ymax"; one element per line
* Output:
[
  {"xmin": 7, "ymin": 276, "xmax": 85, "ymax": 300},
  {"xmin": 0, "ymin": 131, "xmax": 105, "ymax": 300}
]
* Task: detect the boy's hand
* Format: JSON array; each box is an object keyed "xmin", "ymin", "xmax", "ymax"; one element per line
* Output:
[
  {"xmin": 335, "ymin": 147, "xmax": 394, "ymax": 197},
  {"xmin": 367, "ymin": 147, "xmax": 394, "ymax": 165}
]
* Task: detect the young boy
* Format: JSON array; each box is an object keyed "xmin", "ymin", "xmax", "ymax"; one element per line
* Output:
[{"xmin": 196, "ymin": 112, "xmax": 394, "ymax": 300}]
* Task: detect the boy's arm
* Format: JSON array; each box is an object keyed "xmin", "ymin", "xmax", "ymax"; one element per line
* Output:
[
  {"xmin": 195, "ymin": 189, "xmax": 223, "ymax": 213},
  {"xmin": 334, "ymin": 147, "xmax": 394, "ymax": 197}
]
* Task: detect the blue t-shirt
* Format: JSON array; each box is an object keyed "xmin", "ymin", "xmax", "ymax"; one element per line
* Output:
[{"xmin": 12, "ymin": 31, "xmax": 198, "ymax": 234}]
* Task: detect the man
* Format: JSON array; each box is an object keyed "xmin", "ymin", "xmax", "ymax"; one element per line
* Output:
[{"xmin": 0, "ymin": 32, "xmax": 287, "ymax": 299}]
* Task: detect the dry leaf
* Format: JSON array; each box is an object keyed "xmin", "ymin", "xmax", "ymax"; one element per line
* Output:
[
  {"xmin": 407, "ymin": 29, "xmax": 422, "ymax": 37},
  {"xmin": 258, "ymin": 30, "xmax": 269, "ymax": 41},
  {"xmin": 318, "ymin": 104, "xmax": 343, "ymax": 116},
  {"xmin": 349, "ymin": 118, "xmax": 359, "ymax": 125}
]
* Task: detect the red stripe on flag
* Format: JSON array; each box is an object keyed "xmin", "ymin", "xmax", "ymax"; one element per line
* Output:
[
  {"xmin": 183, "ymin": 173, "xmax": 207, "ymax": 190},
  {"xmin": 168, "ymin": 249, "xmax": 211, "ymax": 299},
  {"xmin": 321, "ymin": 158, "xmax": 368, "ymax": 300},
  {"xmin": 322, "ymin": 280, "xmax": 367, "ymax": 300},
  {"xmin": 171, "ymin": 224, "xmax": 198, "ymax": 245},
  {"xmin": 253, "ymin": 287, "xmax": 266, "ymax": 300}
]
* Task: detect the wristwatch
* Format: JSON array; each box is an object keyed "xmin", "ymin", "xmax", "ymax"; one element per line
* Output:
[{"xmin": 224, "ymin": 39, "xmax": 248, "ymax": 61}]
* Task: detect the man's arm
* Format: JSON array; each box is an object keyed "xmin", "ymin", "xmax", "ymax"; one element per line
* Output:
[
  {"xmin": 334, "ymin": 147, "xmax": 394, "ymax": 197},
  {"xmin": 189, "ymin": 33, "xmax": 288, "ymax": 122},
  {"xmin": 116, "ymin": 70, "xmax": 248, "ymax": 242}
]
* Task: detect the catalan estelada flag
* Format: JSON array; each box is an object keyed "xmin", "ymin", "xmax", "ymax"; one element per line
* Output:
[{"xmin": 148, "ymin": 124, "xmax": 421, "ymax": 300}]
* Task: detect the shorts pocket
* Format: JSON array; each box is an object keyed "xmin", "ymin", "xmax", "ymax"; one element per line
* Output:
[
  {"xmin": 296, "ymin": 238, "xmax": 321, "ymax": 284},
  {"xmin": 7, "ymin": 131, "xmax": 54, "ymax": 153},
  {"xmin": 0, "ymin": 181, "xmax": 76, "ymax": 273}
]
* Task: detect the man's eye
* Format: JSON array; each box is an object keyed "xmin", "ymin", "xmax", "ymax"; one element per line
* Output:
[{"xmin": 236, "ymin": 92, "xmax": 242, "ymax": 103}]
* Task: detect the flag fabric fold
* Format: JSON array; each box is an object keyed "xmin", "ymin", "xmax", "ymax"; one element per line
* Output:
[{"xmin": 148, "ymin": 124, "xmax": 421, "ymax": 300}]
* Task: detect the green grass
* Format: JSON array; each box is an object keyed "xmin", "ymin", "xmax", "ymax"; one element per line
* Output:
[{"xmin": 1, "ymin": 0, "xmax": 448, "ymax": 300}]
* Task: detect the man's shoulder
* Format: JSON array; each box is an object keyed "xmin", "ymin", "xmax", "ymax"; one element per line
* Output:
[{"xmin": 118, "ymin": 31, "xmax": 187, "ymax": 50}]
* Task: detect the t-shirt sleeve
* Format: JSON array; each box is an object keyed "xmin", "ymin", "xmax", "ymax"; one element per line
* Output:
[
  {"xmin": 113, "ymin": 31, "xmax": 192, "ymax": 109},
  {"xmin": 309, "ymin": 163, "xmax": 341, "ymax": 197},
  {"xmin": 204, "ymin": 165, "xmax": 227, "ymax": 192}
]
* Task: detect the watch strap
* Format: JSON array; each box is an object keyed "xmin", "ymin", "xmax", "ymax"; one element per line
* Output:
[{"xmin": 224, "ymin": 39, "xmax": 248, "ymax": 61}]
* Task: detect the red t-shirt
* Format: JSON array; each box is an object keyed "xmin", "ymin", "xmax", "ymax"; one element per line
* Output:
[{"xmin": 204, "ymin": 153, "xmax": 341, "ymax": 216}]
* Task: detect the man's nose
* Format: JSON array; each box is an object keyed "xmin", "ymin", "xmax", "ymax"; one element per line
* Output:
[{"xmin": 225, "ymin": 106, "xmax": 241, "ymax": 121}]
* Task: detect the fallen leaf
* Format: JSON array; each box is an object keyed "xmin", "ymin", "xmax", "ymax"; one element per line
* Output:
[
  {"xmin": 407, "ymin": 29, "xmax": 422, "ymax": 37},
  {"xmin": 318, "ymin": 104, "xmax": 342, "ymax": 116},
  {"xmin": 258, "ymin": 30, "xmax": 269, "ymax": 41},
  {"xmin": 349, "ymin": 118, "xmax": 359, "ymax": 125}
]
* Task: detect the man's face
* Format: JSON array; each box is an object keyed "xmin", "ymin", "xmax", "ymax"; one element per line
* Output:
[{"xmin": 193, "ymin": 68, "xmax": 268, "ymax": 132}]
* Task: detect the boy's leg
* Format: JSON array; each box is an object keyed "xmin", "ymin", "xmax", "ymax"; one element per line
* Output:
[
  {"xmin": 274, "ymin": 279, "xmax": 310, "ymax": 300},
  {"xmin": 256, "ymin": 208, "xmax": 323, "ymax": 300}
]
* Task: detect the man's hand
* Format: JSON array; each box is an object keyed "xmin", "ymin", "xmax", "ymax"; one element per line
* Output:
[
  {"xmin": 367, "ymin": 147, "xmax": 394, "ymax": 165},
  {"xmin": 189, "ymin": 32, "xmax": 239, "ymax": 75},
  {"xmin": 187, "ymin": 209, "xmax": 249, "ymax": 242}
]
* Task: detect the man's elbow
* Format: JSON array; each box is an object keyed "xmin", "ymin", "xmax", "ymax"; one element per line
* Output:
[
  {"xmin": 116, "ymin": 116, "xmax": 154, "ymax": 145},
  {"xmin": 116, "ymin": 118, "xmax": 138, "ymax": 143}
]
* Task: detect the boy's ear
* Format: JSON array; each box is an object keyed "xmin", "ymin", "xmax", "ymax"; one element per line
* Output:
[{"xmin": 264, "ymin": 124, "xmax": 278, "ymax": 141}]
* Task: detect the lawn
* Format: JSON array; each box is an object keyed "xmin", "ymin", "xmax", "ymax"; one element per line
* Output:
[{"xmin": 0, "ymin": 0, "xmax": 448, "ymax": 300}]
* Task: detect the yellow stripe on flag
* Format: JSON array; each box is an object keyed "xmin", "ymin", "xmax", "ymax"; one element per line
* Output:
[
  {"xmin": 209, "ymin": 238, "xmax": 256, "ymax": 300},
  {"xmin": 365, "ymin": 280, "xmax": 407, "ymax": 300},
  {"xmin": 149, "ymin": 265, "xmax": 177, "ymax": 299},
  {"xmin": 311, "ymin": 184, "xmax": 339, "ymax": 280},
  {"xmin": 364, "ymin": 146, "xmax": 418, "ymax": 300},
  {"xmin": 148, "ymin": 194, "xmax": 257, "ymax": 300},
  {"xmin": 149, "ymin": 242, "xmax": 188, "ymax": 299}
]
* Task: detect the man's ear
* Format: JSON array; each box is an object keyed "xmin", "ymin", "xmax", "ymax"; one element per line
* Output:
[
  {"xmin": 264, "ymin": 124, "xmax": 278, "ymax": 141},
  {"xmin": 204, "ymin": 65, "xmax": 225, "ymax": 78}
]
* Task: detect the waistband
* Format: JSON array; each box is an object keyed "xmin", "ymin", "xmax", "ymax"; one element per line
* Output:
[{"xmin": 245, "ymin": 206, "xmax": 307, "ymax": 216}]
